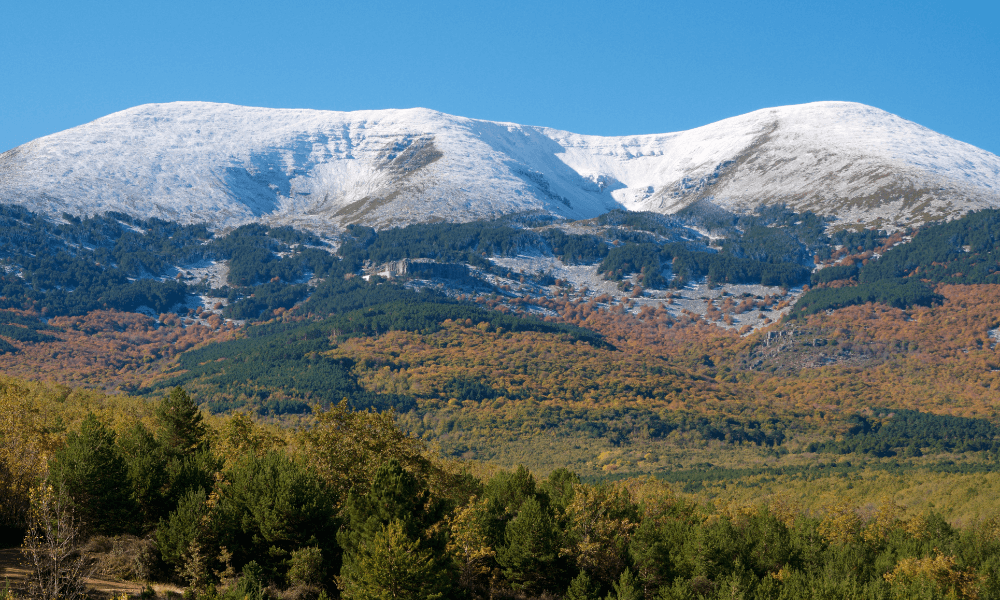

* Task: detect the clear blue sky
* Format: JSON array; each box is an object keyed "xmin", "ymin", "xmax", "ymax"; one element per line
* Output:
[{"xmin": 2, "ymin": 0, "xmax": 998, "ymax": 154}]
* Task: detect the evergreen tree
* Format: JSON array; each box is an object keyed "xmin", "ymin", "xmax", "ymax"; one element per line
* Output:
[
  {"xmin": 541, "ymin": 467, "xmax": 580, "ymax": 516},
  {"xmin": 154, "ymin": 387, "xmax": 216, "ymax": 518},
  {"xmin": 565, "ymin": 571, "xmax": 599, "ymax": 600},
  {"xmin": 605, "ymin": 569, "xmax": 641, "ymax": 600},
  {"xmin": 214, "ymin": 451, "xmax": 339, "ymax": 582},
  {"xmin": 340, "ymin": 520, "xmax": 447, "ymax": 600},
  {"xmin": 496, "ymin": 496, "xmax": 563, "ymax": 595},
  {"xmin": 48, "ymin": 413, "xmax": 137, "ymax": 536},
  {"xmin": 482, "ymin": 465, "xmax": 539, "ymax": 549},
  {"xmin": 155, "ymin": 487, "xmax": 209, "ymax": 568},
  {"xmin": 156, "ymin": 387, "xmax": 208, "ymax": 456},
  {"xmin": 338, "ymin": 460, "xmax": 453, "ymax": 598},
  {"xmin": 630, "ymin": 517, "xmax": 692, "ymax": 591},
  {"xmin": 118, "ymin": 422, "xmax": 169, "ymax": 530}
]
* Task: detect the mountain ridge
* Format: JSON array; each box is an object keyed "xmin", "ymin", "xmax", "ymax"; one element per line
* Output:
[{"xmin": 2, "ymin": 100, "xmax": 998, "ymax": 231}]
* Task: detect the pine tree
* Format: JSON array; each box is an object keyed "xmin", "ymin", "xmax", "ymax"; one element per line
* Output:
[
  {"xmin": 213, "ymin": 451, "xmax": 339, "ymax": 582},
  {"xmin": 49, "ymin": 413, "xmax": 137, "ymax": 536},
  {"xmin": 497, "ymin": 496, "xmax": 562, "ymax": 595},
  {"xmin": 606, "ymin": 569, "xmax": 641, "ymax": 600},
  {"xmin": 155, "ymin": 487, "xmax": 209, "ymax": 568},
  {"xmin": 338, "ymin": 460, "xmax": 453, "ymax": 598},
  {"xmin": 340, "ymin": 520, "xmax": 446, "ymax": 600},
  {"xmin": 156, "ymin": 387, "xmax": 207, "ymax": 455},
  {"xmin": 154, "ymin": 387, "xmax": 216, "ymax": 518},
  {"xmin": 565, "ymin": 571, "xmax": 599, "ymax": 600},
  {"xmin": 118, "ymin": 422, "xmax": 169, "ymax": 530}
]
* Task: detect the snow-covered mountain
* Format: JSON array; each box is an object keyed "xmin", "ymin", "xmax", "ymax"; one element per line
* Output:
[{"xmin": 1, "ymin": 101, "xmax": 998, "ymax": 231}]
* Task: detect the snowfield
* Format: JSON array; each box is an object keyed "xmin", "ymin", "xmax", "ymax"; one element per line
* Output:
[{"xmin": 1, "ymin": 101, "xmax": 998, "ymax": 230}]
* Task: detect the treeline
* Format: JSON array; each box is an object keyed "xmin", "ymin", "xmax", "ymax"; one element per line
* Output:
[
  {"xmin": 603, "ymin": 456, "xmax": 1000, "ymax": 494},
  {"xmin": 403, "ymin": 404, "xmax": 789, "ymax": 457},
  {"xmin": 598, "ymin": 242, "xmax": 808, "ymax": 289},
  {"xmin": 0, "ymin": 205, "xmax": 339, "ymax": 320},
  {"xmin": 790, "ymin": 277, "xmax": 941, "ymax": 317},
  {"xmin": 9, "ymin": 387, "xmax": 1000, "ymax": 600},
  {"xmin": 337, "ymin": 218, "xmax": 611, "ymax": 269}
]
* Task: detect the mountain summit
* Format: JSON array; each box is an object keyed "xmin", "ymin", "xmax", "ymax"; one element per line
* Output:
[{"xmin": 1, "ymin": 101, "xmax": 998, "ymax": 230}]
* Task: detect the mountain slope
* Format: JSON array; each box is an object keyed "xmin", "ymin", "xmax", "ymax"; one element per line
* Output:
[{"xmin": 1, "ymin": 101, "xmax": 998, "ymax": 230}]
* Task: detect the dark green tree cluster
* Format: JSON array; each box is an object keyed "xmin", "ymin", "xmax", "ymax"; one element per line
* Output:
[
  {"xmin": 222, "ymin": 281, "xmax": 310, "ymax": 320},
  {"xmin": 810, "ymin": 263, "xmax": 859, "ymax": 285},
  {"xmin": 599, "ymin": 242, "xmax": 809, "ymax": 289},
  {"xmin": 830, "ymin": 227, "xmax": 890, "ymax": 253},
  {"xmin": 811, "ymin": 409, "xmax": 1000, "ymax": 457},
  {"xmin": 795, "ymin": 210, "xmax": 1000, "ymax": 314},
  {"xmin": 209, "ymin": 224, "xmax": 338, "ymax": 288},
  {"xmin": 151, "ymin": 283, "xmax": 607, "ymax": 415},
  {"xmin": 790, "ymin": 277, "xmax": 941, "ymax": 318},
  {"xmin": 596, "ymin": 209, "xmax": 694, "ymax": 239},
  {"xmin": 721, "ymin": 226, "xmax": 808, "ymax": 265},
  {"xmin": 338, "ymin": 461, "xmax": 452, "ymax": 599},
  {"xmin": 0, "ymin": 204, "xmax": 342, "ymax": 319},
  {"xmin": 336, "ymin": 218, "xmax": 613, "ymax": 272},
  {"xmin": 543, "ymin": 229, "xmax": 609, "ymax": 264},
  {"xmin": 0, "ymin": 207, "xmax": 208, "ymax": 315},
  {"xmin": 48, "ymin": 388, "xmax": 215, "ymax": 537},
  {"xmin": 858, "ymin": 209, "xmax": 1000, "ymax": 285}
]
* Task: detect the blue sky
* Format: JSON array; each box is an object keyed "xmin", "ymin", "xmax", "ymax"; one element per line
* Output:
[{"xmin": 2, "ymin": 0, "xmax": 998, "ymax": 154}]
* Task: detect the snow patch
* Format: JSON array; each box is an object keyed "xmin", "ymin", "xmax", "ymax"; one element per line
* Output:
[{"xmin": 2, "ymin": 101, "xmax": 998, "ymax": 231}]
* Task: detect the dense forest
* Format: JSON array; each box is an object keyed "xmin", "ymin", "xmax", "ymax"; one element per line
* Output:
[
  {"xmin": 0, "ymin": 207, "xmax": 339, "ymax": 320},
  {"xmin": 4, "ymin": 381, "xmax": 1000, "ymax": 600},
  {"xmin": 792, "ymin": 209, "xmax": 1000, "ymax": 316}
]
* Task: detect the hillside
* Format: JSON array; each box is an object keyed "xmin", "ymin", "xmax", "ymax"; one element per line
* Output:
[
  {"xmin": 0, "ymin": 198, "xmax": 1000, "ymax": 479},
  {"xmin": 2, "ymin": 101, "xmax": 998, "ymax": 231}
]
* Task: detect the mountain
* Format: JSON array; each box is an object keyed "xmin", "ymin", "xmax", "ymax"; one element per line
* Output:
[{"xmin": 2, "ymin": 101, "xmax": 998, "ymax": 231}]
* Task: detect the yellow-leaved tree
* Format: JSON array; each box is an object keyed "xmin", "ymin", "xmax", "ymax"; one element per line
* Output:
[{"xmin": 0, "ymin": 379, "xmax": 57, "ymax": 528}]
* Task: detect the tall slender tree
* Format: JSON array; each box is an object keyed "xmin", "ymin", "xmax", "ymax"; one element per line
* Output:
[
  {"xmin": 156, "ymin": 387, "xmax": 208, "ymax": 456},
  {"xmin": 49, "ymin": 413, "xmax": 137, "ymax": 535}
]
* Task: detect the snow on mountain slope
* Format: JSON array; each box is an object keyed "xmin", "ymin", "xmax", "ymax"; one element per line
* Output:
[{"xmin": 1, "ymin": 101, "xmax": 998, "ymax": 231}]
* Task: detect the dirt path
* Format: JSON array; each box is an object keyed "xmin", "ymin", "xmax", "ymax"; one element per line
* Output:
[{"xmin": 0, "ymin": 547, "xmax": 179, "ymax": 598}]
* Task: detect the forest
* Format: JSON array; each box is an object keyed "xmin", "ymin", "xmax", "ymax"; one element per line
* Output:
[
  {"xmin": 794, "ymin": 209, "xmax": 1000, "ymax": 315},
  {"xmin": 6, "ymin": 204, "xmax": 1000, "ymax": 598},
  {"xmin": 3, "ymin": 380, "xmax": 1000, "ymax": 600}
]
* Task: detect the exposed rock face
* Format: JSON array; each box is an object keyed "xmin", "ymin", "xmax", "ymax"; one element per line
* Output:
[{"xmin": 368, "ymin": 258, "xmax": 470, "ymax": 281}]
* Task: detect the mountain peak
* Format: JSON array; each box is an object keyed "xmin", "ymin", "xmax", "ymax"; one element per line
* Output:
[{"xmin": 2, "ymin": 101, "xmax": 997, "ymax": 231}]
